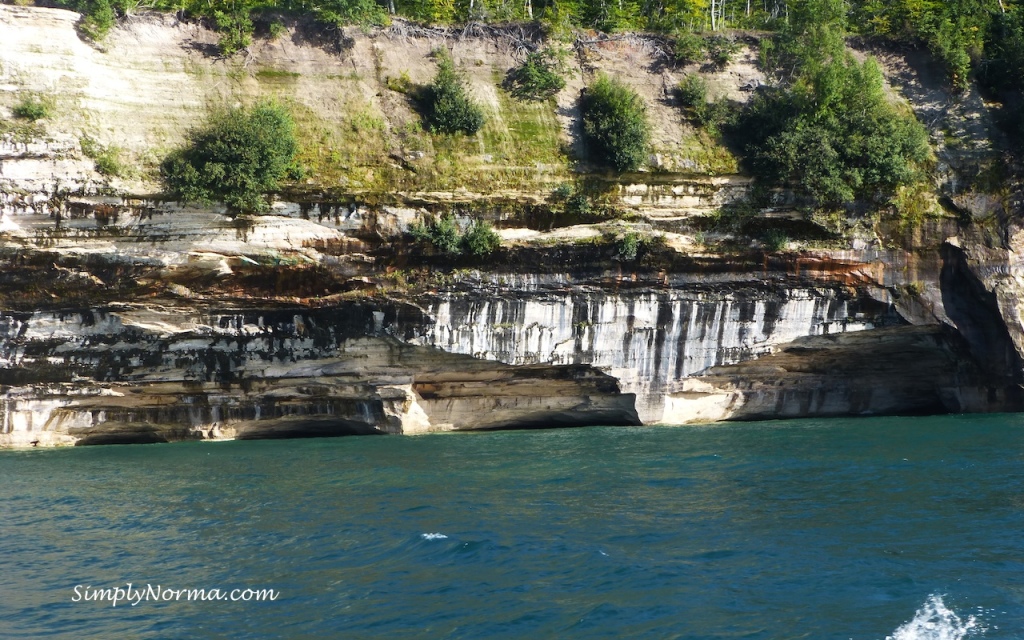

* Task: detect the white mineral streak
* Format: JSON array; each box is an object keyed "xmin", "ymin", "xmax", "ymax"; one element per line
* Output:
[
  {"xmin": 0, "ymin": 309, "xmax": 639, "ymax": 445},
  {"xmin": 420, "ymin": 289, "xmax": 872, "ymax": 422}
]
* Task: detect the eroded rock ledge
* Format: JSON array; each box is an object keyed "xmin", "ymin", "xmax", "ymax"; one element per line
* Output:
[{"xmin": 0, "ymin": 305, "xmax": 640, "ymax": 446}]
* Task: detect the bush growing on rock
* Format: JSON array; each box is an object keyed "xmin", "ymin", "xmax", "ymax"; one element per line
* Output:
[
  {"xmin": 12, "ymin": 95, "xmax": 55, "ymax": 121},
  {"xmin": 677, "ymin": 74, "xmax": 734, "ymax": 133},
  {"xmin": 616, "ymin": 232, "xmax": 642, "ymax": 261},
  {"xmin": 419, "ymin": 52, "xmax": 485, "ymax": 136},
  {"xmin": 706, "ymin": 36, "xmax": 740, "ymax": 67},
  {"xmin": 433, "ymin": 215, "xmax": 462, "ymax": 254},
  {"xmin": 409, "ymin": 215, "xmax": 501, "ymax": 257},
  {"xmin": 160, "ymin": 101, "xmax": 298, "ymax": 214},
  {"xmin": 763, "ymin": 229, "xmax": 790, "ymax": 252},
  {"xmin": 677, "ymin": 74, "xmax": 708, "ymax": 109},
  {"xmin": 580, "ymin": 75, "xmax": 651, "ymax": 173},
  {"xmin": 80, "ymin": 135, "xmax": 126, "ymax": 177},
  {"xmin": 673, "ymin": 32, "xmax": 706, "ymax": 65},
  {"xmin": 506, "ymin": 48, "xmax": 569, "ymax": 101},
  {"xmin": 462, "ymin": 220, "xmax": 501, "ymax": 257}
]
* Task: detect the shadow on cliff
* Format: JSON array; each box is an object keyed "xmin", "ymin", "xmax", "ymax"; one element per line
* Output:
[{"xmin": 940, "ymin": 241, "xmax": 1024, "ymax": 392}]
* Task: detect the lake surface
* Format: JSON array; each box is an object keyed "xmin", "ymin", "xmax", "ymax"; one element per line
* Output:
[{"xmin": 3, "ymin": 414, "xmax": 1023, "ymax": 639}]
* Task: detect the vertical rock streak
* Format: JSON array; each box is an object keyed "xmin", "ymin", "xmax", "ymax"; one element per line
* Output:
[{"xmin": 420, "ymin": 288, "xmax": 871, "ymax": 421}]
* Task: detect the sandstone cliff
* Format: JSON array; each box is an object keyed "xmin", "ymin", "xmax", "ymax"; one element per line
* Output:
[{"xmin": 1, "ymin": 5, "xmax": 1022, "ymax": 445}]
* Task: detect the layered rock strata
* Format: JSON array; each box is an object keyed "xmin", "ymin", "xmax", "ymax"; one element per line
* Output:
[{"xmin": 0, "ymin": 305, "xmax": 640, "ymax": 446}]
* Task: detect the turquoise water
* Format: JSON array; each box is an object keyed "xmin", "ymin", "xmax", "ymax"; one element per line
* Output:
[{"xmin": 3, "ymin": 415, "xmax": 1024, "ymax": 639}]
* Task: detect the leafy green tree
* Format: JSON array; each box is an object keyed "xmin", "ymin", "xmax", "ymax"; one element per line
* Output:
[
  {"xmin": 734, "ymin": 52, "xmax": 930, "ymax": 205},
  {"xmin": 980, "ymin": 9, "xmax": 1024, "ymax": 143},
  {"xmin": 160, "ymin": 101, "xmax": 298, "ymax": 214},
  {"xmin": 848, "ymin": 0, "xmax": 993, "ymax": 91},
  {"xmin": 420, "ymin": 52, "xmax": 485, "ymax": 135},
  {"xmin": 983, "ymin": 9, "xmax": 1024, "ymax": 93},
  {"xmin": 580, "ymin": 74, "xmax": 651, "ymax": 172},
  {"xmin": 214, "ymin": 9, "xmax": 253, "ymax": 55}
]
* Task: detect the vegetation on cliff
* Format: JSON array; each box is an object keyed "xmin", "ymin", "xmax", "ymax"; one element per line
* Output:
[
  {"xmin": 580, "ymin": 75, "xmax": 651, "ymax": 172},
  {"xmin": 160, "ymin": 102, "xmax": 299, "ymax": 213},
  {"xmin": 409, "ymin": 214, "xmax": 501, "ymax": 257},
  {"xmin": 505, "ymin": 48, "xmax": 570, "ymax": 101},
  {"xmin": 45, "ymin": 0, "xmax": 1024, "ymax": 137},
  {"xmin": 729, "ymin": 7, "xmax": 931, "ymax": 205},
  {"xmin": 11, "ymin": 94, "xmax": 54, "ymax": 122},
  {"xmin": 418, "ymin": 52, "xmax": 486, "ymax": 136}
]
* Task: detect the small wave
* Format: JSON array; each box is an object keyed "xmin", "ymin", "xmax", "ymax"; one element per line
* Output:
[
  {"xmin": 421, "ymin": 532, "xmax": 448, "ymax": 540},
  {"xmin": 886, "ymin": 595, "xmax": 984, "ymax": 640}
]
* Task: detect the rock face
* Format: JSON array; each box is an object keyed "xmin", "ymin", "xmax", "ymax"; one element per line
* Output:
[
  {"xmin": 0, "ymin": 305, "xmax": 640, "ymax": 446},
  {"xmin": 2, "ymin": 6, "xmax": 1024, "ymax": 446},
  {"xmin": 404, "ymin": 278, "xmax": 882, "ymax": 422},
  {"xmin": 666, "ymin": 326, "xmax": 1021, "ymax": 423}
]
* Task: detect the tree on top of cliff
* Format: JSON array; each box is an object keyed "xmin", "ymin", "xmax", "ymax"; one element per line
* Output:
[
  {"xmin": 580, "ymin": 74, "xmax": 651, "ymax": 173},
  {"xmin": 160, "ymin": 101, "xmax": 299, "ymax": 214}
]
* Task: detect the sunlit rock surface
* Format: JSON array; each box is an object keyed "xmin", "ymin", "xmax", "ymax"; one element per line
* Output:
[{"xmin": 0, "ymin": 306, "xmax": 640, "ymax": 446}]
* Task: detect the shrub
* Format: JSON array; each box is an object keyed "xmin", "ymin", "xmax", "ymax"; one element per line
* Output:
[
  {"xmin": 706, "ymin": 36, "xmax": 740, "ymax": 67},
  {"xmin": 550, "ymin": 182, "xmax": 574, "ymax": 201},
  {"xmin": 316, "ymin": 0, "xmax": 389, "ymax": 28},
  {"xmin": 506, "ymin": 49, "xmax": 568, "ymax": 101},
  {"xmin": 890, "ymin": 180, "xmax": 939, "ymax": 230},
  {"xmin": 409, "ymin": 215, "xmax": 501, "ymax": 257},
  {"xmin": 677, "ymin": 74, "xmax": 708, "ymax": 109},
  {"xmin": 580, "ymin": 75, "xmax": 651, "ymax": 172},
  {"xmin": 410, "ymin": 214, "xmax": 461, "ymax": 255},
  {"xmin": 12, "ymin": 95, "xmax": 54, "ymax": 121},
  {"xmin": 80, "ymin": 135, "xmax": 125, "ymax": 177},
  {"xmin": 386, "ymin": 71, "xmax": 413, "ymax": 94},
  {"xmin": 732, "ymin": 55, "xmax": 930, "ymax": 205},
  {"xmin": 617, "ymin": 232, "xmax": 642, "ymax": 261},
  {"xmin": 420, "ymin": 52, "xmax": 485, "ymax": 136},
  {"xmin": 674, "ymin": 32, "xmax": 706, "ymax": 64},
  {"xmin": 267, "ymin": 21, "xmax": 286, "ymax": 40},
  {"xmin": 565, "ymin": 192, "xmax": 594, "ymax": 218},
  {"xmin": 94, "ymin": 150, "xmax": 124, "ymax": 177},
  {"xmin": 678, "ymin": 74, "xmax": 734, "ymax": 133},
  {"xmin": 462, "ymin": 220, "xmax": 501, "ymax": 257},
  {"xmin": 75, "ymin": 0, "xmax": 115, "ymax": 41},
  {"xmin": 429, "ymin": 214, "xmax": 463, "ymax": 255},
  {"xmin": 694, "ymin": 98, "xmax": 734, "ymax": 135},
  {"xmin": 160, "ymin": 101, "xmax": 298, "ymax": 214},
  {"xmin": 763, "ymin": 229, "xmax": 790, "ymax": 252}
]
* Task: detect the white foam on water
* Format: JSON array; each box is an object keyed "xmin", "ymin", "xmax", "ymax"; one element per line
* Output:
[
  {"xmin": 421, "ymin": 533, "xmax": 448, "ymax": 540},
  {"xmin": 886, "ymin": 595, "xmax": 985, "ymax": 640}
]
